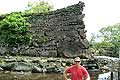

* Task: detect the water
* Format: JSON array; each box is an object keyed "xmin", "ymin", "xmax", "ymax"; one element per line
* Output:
[
  {"xmin": 0, "ymin": 71, "xmax": 118, "ymax": 80},
  {"xmin": 98, "ymin": 72, "xmax": 118, "ymax": 80},
  {"xmin": 0, "ymin": 72, "xmax": 64, "ymax": 80}
]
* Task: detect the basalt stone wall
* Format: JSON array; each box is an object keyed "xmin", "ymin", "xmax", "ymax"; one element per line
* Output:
[
  {"xmin": 0, "ymin": 1, "xmax": 90, "ymax": 58},
  {"xmin": 22, "ymin": 1, "xmax": 90, "ymax": 57}
]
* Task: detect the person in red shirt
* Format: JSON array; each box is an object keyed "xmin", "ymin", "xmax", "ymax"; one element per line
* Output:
[{"xmin": 63, "ymin": 57, "xmax": 90, "ymax": 80}]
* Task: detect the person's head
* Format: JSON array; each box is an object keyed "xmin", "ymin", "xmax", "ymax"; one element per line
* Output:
[{"xmin": 74, "ymin": 57, "xmax": 81, "ymax": 67}]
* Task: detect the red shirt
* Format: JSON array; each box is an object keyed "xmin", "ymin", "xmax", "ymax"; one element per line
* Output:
[{"xmin": 65, "ymin": 65, "xmax": 89, "ymax": 80}]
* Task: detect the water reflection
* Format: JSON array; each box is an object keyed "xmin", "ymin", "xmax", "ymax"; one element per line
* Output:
[
  {"xmin": 0, "ymin": 71, "xmax": 118, "ymax": 80},
  {"xmin": 0, "ymin": 72, "xmax": 64, "ymax": 80},
  {"xmin": 98, "ymin": 72, "xmax": 118, "ymax": 80},
  {"xmin": 98, "ymin": 72, "xmax": 111, "ymax": 80}
]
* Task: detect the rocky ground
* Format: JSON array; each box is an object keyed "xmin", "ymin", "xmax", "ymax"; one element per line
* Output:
[
  {"xmin": 0, "ymin": 56, "xmax": 102, "ymax": 73},
  {"xmin": 0, "ymin": 56, "xmax": 118, "ymax": 74}
]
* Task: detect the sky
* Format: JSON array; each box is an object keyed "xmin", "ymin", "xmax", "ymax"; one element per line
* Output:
[{"xmin": 0, "ymin": 0, "xmax": 120, "ymax": 40}]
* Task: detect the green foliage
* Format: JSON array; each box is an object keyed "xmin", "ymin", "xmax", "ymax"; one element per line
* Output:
[
  {"xmin": 99, "ymin": 23, "xmax": 120, "ymax": 42},
  {"xmin": 0, "ymin": 13, "xmax": 32, "ymax": 47},
  {"xmin": 25, "ymin": 0, "xmax": 53, "ymax": 13},
  {"xmin": 91, "ymin": 41, "xmax": 114, "ymax": 49},
  {"xmin": 99, "ymin": 23, "xmax": 120, "ymax": 48},
  {"xmin": 90, "ymin": 23, "xmax": 120, "ymax": 57}
]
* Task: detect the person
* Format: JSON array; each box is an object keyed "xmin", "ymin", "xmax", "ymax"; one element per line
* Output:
[{"xmin": 63, "ymin": 57, "xmax": 90, "ymax": 80}]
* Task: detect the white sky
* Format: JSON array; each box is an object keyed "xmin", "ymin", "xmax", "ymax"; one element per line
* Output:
[{"xmin": 0, "ymin": 0, "xmax": 120, "ymax": 40}]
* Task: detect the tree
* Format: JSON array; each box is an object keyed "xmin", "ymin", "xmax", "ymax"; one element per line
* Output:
[
  {"xmin": 25, "ymin": 0, "xmax": 53, "ymax": 13},
  {"xmin": 90, "ymin": 23, "xmax": 120, "ymax": 57},
  {"xmin": 99, "ymin": 23, "xmax": 120, "ymax": 42},
  {"xmin": 0, "ymin": 13, "xmax": 32, "ymax": 47},
  {"xmin": 99, "ymin": 23, "xmax": 120, "ymax": 50}
]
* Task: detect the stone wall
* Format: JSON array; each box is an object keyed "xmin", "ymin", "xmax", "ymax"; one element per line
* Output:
[
  {"xmin": 23, "ymin": 1, "xmax": 90, "ymax": 57},
  {"xmin": 0, "ymin": 1, "xmax": 90, "ymax": 58}
]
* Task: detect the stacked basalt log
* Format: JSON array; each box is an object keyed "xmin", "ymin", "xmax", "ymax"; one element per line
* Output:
[{"xmin": 23, "ymin": 1, "xmax": 90, "ymax": 58}]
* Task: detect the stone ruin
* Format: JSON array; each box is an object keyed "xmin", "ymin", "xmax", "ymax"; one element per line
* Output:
[
  {"xmin": 24, "ymin": 1, "xmax": 90, "ymax": 58},
  {"xmin": 0, "ymin": 1, "xmax": 90, "ymax": 58}
]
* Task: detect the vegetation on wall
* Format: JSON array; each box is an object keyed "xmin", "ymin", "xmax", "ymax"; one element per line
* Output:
[
  {"xmin": 0, "ymin": 13, "xmax": 32, "ymax": 47},
  {"xmin": 0, "ymin": 0, "xmax": 53, "ymax": 55}
]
